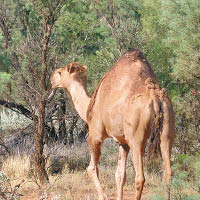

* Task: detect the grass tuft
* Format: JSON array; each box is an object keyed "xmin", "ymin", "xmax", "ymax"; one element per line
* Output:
[{"xmin": 2, "ymin": 154, "xmax": 30, "ymax": 179}]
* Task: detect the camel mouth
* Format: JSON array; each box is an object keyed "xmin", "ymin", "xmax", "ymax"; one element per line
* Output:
[{"xmin": 48, "ymin": 88, "xmax": 57, "ymax": 101}]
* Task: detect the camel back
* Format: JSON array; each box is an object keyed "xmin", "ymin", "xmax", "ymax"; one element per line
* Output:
[
  {"xmin": 87, "ymin": 49, "xmax": 157, "ymax": 121},
  {"xmin": 87, "ymin": 49, "xmax": 168, "ymax": 159}
]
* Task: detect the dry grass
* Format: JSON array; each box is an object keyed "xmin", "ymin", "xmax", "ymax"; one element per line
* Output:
[
  {"xmin": 1, "ymin": 154, "xmax": 30, "ymax": 180},
  {"xmin": 1, "ymin": 140, "xmax": 200, "ymax": 200},
  {"xmin": 47, "ymin": 171, "xmax": 96, "ymax": 200},
  {"xmin": 0, "ymin": 140, "xmax": 132, "ymax": 199}
]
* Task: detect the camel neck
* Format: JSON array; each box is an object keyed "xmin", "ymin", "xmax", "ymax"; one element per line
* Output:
[{"xmin": 68, "ymin": 80, "xmax": 91, "ymax": 122}]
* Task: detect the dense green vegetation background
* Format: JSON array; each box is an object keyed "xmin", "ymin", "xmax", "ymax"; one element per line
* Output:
[{"xmin": 0, "ymin": 0, "xmax": 200, "ymax": 195}]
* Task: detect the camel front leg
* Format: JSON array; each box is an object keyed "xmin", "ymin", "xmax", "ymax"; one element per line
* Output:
[
  {"xmin": 115, "ymin": 144, "xmax": 130, "ymax": 200},
  {"xmin": 87, "ymin": 136, "xmax": 108, "ymax": 200}
]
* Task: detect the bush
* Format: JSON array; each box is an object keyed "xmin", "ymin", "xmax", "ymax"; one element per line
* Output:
[
  {"xmin": 173, "ymin": 154, "xmax": 200, "ymax": 192},
  {"xmin": 171, "ymin": 154, "xmax": 200, "ymax": 199}
]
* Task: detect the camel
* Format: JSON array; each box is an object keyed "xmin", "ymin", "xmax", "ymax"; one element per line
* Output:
[{"xmin": 49, "ymin": 49, "xmax": 175, "ymax": 200}]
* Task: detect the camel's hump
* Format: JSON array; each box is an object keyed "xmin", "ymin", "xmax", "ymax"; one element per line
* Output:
[{"xmin": 121, "ymin": 48, "xmax": 146, "ymax": 61}]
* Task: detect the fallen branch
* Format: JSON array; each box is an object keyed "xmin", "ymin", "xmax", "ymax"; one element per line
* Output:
[{"xmin": 0, "ymin": 100, "xmax": 33, "ymax": 120}]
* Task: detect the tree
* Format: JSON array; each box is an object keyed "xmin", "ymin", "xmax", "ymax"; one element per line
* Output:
[
  {"xmin": 160, "ymin": 0, "xmax": 200, "ymax": 153},
  {"xmin": 0, "ymin": 0, "xmax": 118, "ymax": 184},
  {"xmin": 93, "ymin": 0, "xmax": 143, "ymax": 54},
  {"xmin": 0, "ymin": 0, "xmax": 68, "ymax": 185},
  {"xmin": 141, "ymin": 0, "xmax": 200, "ymax": 154}
]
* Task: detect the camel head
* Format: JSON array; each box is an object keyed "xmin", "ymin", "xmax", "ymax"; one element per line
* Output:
[
  {"xmin": 48, "ymin": 62, "xmax": 88, "ymax": 100},
  {"xmin": 51, "ymin": 62, "xmax": 88, "ymax": 89}
]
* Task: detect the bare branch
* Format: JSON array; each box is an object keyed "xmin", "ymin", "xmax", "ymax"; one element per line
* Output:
[{"xmin": 0, "ymin": 100, "xmax": 33, "ymax": 120}]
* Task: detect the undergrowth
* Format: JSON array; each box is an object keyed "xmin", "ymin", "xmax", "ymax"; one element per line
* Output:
[
  {"xmin": 0, "ymin": 170, "xmax": 24, "ymax": 200},
  {"xmin": 0, "ymin": 115, "xmax": 200, "ymax": 200}
]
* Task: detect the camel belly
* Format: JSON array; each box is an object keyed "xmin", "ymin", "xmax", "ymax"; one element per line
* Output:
[
  {"xmin": 104, "ymin": 113, "xmax": 127, "ymax": 144},
  {"xmin": 112, "ymin": 135, "xmax": 127, "ymax": 144},
  {"xmin": 100, "ymin": 89, "xmax": 129, "ymax": 144}
]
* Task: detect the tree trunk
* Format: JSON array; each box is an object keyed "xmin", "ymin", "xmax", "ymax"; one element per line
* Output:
[
  {"xmin": 0, "ymin": 0, "xmax": 66, "ymax": 186},
  {"xmin": 34, "ymin": 99, "xmax": 49, "ymax": 185},
  {"xmin": 69, "ymin": 116, "xmax": 78, "ymax": 145},
  {"xmin": 78, "ymin": 122, "xmax": 88, "ymax": 142},
  {"xmin": 34, "ymin": 9, "xmax": 54, "ymax": 186},
  {"xmin": 58, "ymin": 98, "xmax": 67, "ymax": 143}
]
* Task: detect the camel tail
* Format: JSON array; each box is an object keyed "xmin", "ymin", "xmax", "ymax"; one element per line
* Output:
[{"xmin": 146, "ymin": 100, "xmax": 164, "ymax": 162}]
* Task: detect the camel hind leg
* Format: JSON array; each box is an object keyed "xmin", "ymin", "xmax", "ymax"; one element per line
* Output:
[
  {"xmin": 115, "ymin": 144, "xmax": 130, "ymax": 200},
  {"xmin": 124, "ymin": 99, "xmax": 153, "ymax": 200},
  {"xmin": 131, "ymin": 139, "xmax": 146, "ymax": 200},
  {"xmin": 160, "ymin": 102, "xmax": 175, "ymax": 200},
  {"xmin": 127, "ymin": 127, "xmax": 149, "ymax": 200}
]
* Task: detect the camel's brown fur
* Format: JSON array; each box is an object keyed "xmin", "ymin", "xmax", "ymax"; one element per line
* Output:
[
  {"xmin": 87, "ymin": 73, "xmax": 108, "ymax": 121},
  {"xmin": 50, "ymin": 49, "xmax": 175, "ymax": 200}
]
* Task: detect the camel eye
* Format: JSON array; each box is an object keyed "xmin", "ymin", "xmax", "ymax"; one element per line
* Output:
[{"xmin": 58, "ymin": 71, "xmax": 61, "ymax": 75}]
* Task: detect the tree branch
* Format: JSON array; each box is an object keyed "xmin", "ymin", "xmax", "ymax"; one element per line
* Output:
[{"xmin": 0, "ymin": 100, "xmax": 33, "ymax": 120}]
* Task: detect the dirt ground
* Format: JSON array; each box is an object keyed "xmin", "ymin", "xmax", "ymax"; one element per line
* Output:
[
  {"xmin": 109, "ymin": 188, "xmax": 149, "ymax": 200},
  {"xmin": 20, "ymin": 188, "xmax": 150, "ymax": 200}
]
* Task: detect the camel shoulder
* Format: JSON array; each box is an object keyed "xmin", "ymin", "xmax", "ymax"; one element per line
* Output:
[{"xmin": 86, "ymin": 72, "xmax": 109, "ymax": 122}]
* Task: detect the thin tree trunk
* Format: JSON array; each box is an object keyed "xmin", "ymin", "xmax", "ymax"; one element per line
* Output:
[
  {"xmin": 0, "ymin": 1, "xmax": 66, "ymax": 186},
  {"xmin": 69, "ymin": 116, "xmax": 78, "ymax": 145},
  {"xmin": 34, "ymin": 10, "xmax": 54, "ymax": 186},
  {"xmin": 78, "ymin": 122, "xmax": 88, "ymax": 142},
  {"xmin": 58, "ymin": 98, "xmax": 67, "ymax": 143},
  {"xmin": 34, "ymin": 99, "xmax": 49, "ymax": 184}
]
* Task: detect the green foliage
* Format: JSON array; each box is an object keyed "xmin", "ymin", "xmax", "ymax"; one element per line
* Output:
[
  {"xmin": 141, "ymin": 0, "xmax": 200, "ymax": 155},
  {"xmin": 150, "ymin": 195, "xmax": 164, "ymax": 200},
  {"xmin": 173, "ymin": 154, "xmax": 200, "ymax": 193},
  {"xmin": 140, "ymin": 0, "xmax": 176, "ymax": 94},
  {"xmin": 0, "ymin": 72, "xmax": 11, "ymax": 98},
  {"xmin": 160, "ymin": 0, "xmax": 200, "ymax": 87},
  {"xmin": 0, "ymin": 72, "xmax": 10, "ymax": 82},
  {"xmin": 0, "ymin": 54, "xmax": 10, "ymax": 72},
  {"xmin": 94, "ymin": 0, "xmax": 143, "ymax": 51},
  {"xmin": 171, "ymin": 174, "xmax": 200, "ymax": 200}
]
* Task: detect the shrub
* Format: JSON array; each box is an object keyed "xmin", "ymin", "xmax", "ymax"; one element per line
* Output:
[{"xmin": 171, "ymin": 153, "xmax": 200, "ymax": 199}]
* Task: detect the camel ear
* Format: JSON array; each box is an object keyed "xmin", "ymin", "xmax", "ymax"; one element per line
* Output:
[
  {"xmin": 82, "ymin": 65, "xmax": 88, "ymax": 72},
  {"xmin": 67, "ymin": 63, "xmax": 76, "ymax": 74}
]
